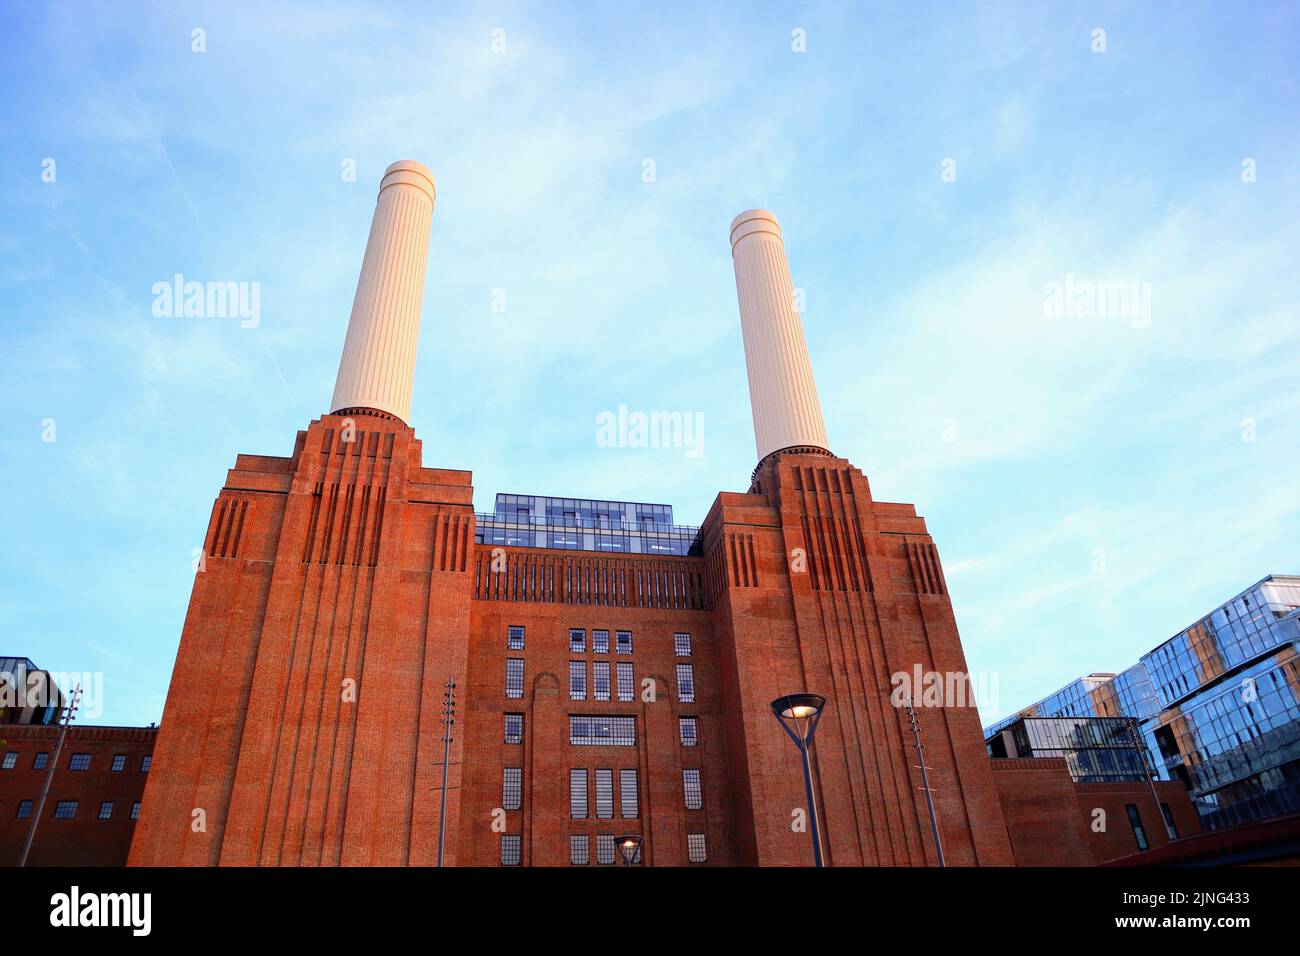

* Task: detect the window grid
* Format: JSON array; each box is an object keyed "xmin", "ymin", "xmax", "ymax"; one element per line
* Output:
[
  {"xmin": 501, "ymin": 834, "xmax": 522, "ymax": 866},
  {"xmin": 16, "ymin": 800, "xmax": 33, "ymax": 819},
  {"xmin": 140, "ymin": 755, "xmax": 151, "ymax": 773},
  {"xmin": 569, "ymin": 661, "xmax": 587, "ymax": 700},
  {"xmin": 674, "ymin": 632, "xmax": 692, "ymax": 656},
  {"xmin": 592, "ymin": 629, "xmax": 610, "ymax": 654},
  {"xmin": 616, "ymin": 662, "xmax": 634, "ymax": 702},
  {"xmin": 98, "ymin": 801, "xmax": 114, "ymax": 820},
  {"xmin": 595, "ymin": 769, "xmax": 614, "ymax": 818},
  {"xmin": 569, "ymin": 628, "xmax": 586, "ymax": 653},
  {"xmin": 616, "ymin": 630, "xmax": 633, "ymax": 654},
  {"xmin": 570, "ymin": 834, "xmax": 590, "ymax": 865},
  {"xmin": 569, "ymin": 715, "xmax": 636, "ymax": 747},
  {"xmin": 33, "ymin": 753, "xmax": 48, "ymax": 771},
  {"xmin": 593, "ymin": 661, "xmax": 611, "ymax": 701},
  {"xmin": 54, "ymin": 800, "xmax": 77, "ymax": 819},
  {"xmin": 683, "ymin": 768, "xmax": 703, "ymax": 810},
  {"xmin": 507, "ymin": 625, "xmax": 526, "ymax": 650},
  {"xmin": 69, "ymin": 753, "xmax": 91, "ymax": 771},
  {"xmin": 504, "ymin": 713, "xmax": 524, "ymax": 745},
  {"xmin": 506, "ymin": 659, "xmax": 524, "ymax": 698},
  {"xmin": 620, "ymin": 769, "xmax": 639, "ymax": 819},
  {"xmin": 687, "ymin": 832, "xmax": 707, "ymax": 863},
  {"xmin": 111, "ymin": 754, "xmax": 126, "ymax": 772},
  {"xmin": 130, "ymin": 802, "xmax": 141, "ymax": 820},
  {"xmin": 676, "ymin": 664, "xmax": 695, "ymax": 703},
  {"xmin": 679, "ymin": 717, "xmax": 698, "ymax": 747},
  {"xmin": 596, "ymin": 834, "xmax": 617, "ymax": 865},
  {"xmin": 502, "ymin": 768, "xmax": 522, "ymax": 811},
  {"xmin": 570, "ymin": 769, "xmax": 589, "ymax": 819},
  {"xmin": 1, "ymin": 753, "xmax": 15, "ymax": 769}
]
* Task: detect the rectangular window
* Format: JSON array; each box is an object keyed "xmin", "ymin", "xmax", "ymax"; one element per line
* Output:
[
  {"xmin": 616, "ymin": 662, "xmax": 634, "ymax": 702},
  {"xmin": 16, "ymin": 800, "xmax": 32, "ymax": 819},
  {"xmin": 569, "ymin": 661, "xmax": 587, "ymax": 700},
  {"xmin": 504, "ymin": 713, "xmax": 524, "ymax": 745},
  {"xmin": 506, "ymin": 659, "xmax": 524, "ymax": 698},
  {"xmin": 501, "ymin": 834, "xmax": 522, "ymax": 866},
  {"xmin": 33, "ymin": 753, "xmax": 48, "ymax": 771},
  {"xmin": 674, "ymin": 632, "xmax": 692, "ymax": 656},
  {"xmin": 593, "ymin": 661, "xmax": 611, "ymax": 700},
  {"xmin": 54, "ymin": 800, "xmax": 77, "ymax": 819},
  {"xmin": 569, "ymin": 715, "xmax": 636, "ymax": 747},
  {"xmin": 570, "ymin": 769, "xmax": 589, "ymax": 819},
  {"xmin": 1125, "ymin": 804, "xmax": 1149, "ymax": 851},
  {"xmin": 131, "ymin": 802, "xmax": 141, "ymax": 820},
  {"xmin": 595, "ymin": 769, "xmax": 614, "ymax": 818},
  {"xmin": 596, "ymin": 834, "xmax": 616, "ymax": 865},
  {"xmin": 502, "ymin": 768, "xmax": 522, "ymax": 811},
  {"xmin": 1160, "ymin": 802, "xmax": 1179, "ymax": 839},
  {"xmin": 676, "ymin": 664, "xmax": 695, "ymax": 703},
  {"xmin": 679, "ymin": 717, "xmax": 698, "ymax": 747},
  {"xmin": 69, "ymin": 753, "xmax": 91, "ymax": 771},
  {"xmin": 98, "ymin": 801, "xmax": 114, "ymax": 820},
  {"xmin": 569, "ymin": 628, "xmax": 586, "ymax": 653},
  {"xmin": 507, "ymin": 625, "xmax": 525, "ymax": 650},
  {"xmin": 616, "ymin": 630, "xmax": 633, "ymax": 654},
  {"xmin": 687, "ymin": 832, "xmax": 707, "ymax": 864},
  {"xmin": 111, "ymin": 754, "xmax": 126, "ymax": 772},
  {"xmin": 570, "ymin": 834, "xmax": 590, "ymax": 865},
  {"xmin": 683, "ymin": 768, "xmax": 703, "ymax": 810},
  {"xmin": 140, "ymin": 755, "xmax": 152, "ymax": 773},
  {"xmin": 620, "ymin": 769, "xmax": 639, "ymax": 819},
  {"xmin": 1, "ymin": 753, "xmax": 15, "ymax": 769},
  {"xmin": 592, "ymin": 629, "xmax": 610, "ymax": 653}
]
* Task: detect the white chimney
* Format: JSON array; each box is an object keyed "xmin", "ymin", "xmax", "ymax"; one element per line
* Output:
[
  {"xmin": 729, "ymin": 209, "xmax": 830, "ymax": 463},
  {"xmin": 330, "ymin": 160, "xmax": 436, "ymax": 424}
]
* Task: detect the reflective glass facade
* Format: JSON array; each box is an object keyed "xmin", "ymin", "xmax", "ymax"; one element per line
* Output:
[
  {"xmin": 475, "ymin": 493, "xmax": 702, "ymax": 556},
  {"xmin": 986, "ymin": 715, "xmax": 1150, "ymax": 783}
]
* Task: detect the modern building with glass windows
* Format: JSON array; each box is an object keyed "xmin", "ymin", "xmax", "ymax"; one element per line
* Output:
[
  {"xmin": 475, "ymin": 493, "xmax": 702, "ymax": 556},
  {"xmin": 986, "ymin": 574, "xmax": 1300, "ymax": 830}
]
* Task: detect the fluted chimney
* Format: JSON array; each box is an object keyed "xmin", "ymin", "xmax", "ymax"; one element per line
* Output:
[
  {"xmin": 729, "ymin": 209, "xmax": 830, "ymax": 464},
  {"xmin": 330, "ymin": 160, "xmax": 437, "ymax": 424}
]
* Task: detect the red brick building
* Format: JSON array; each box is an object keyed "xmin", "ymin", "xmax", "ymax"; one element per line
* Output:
[{"xmin": 126, "ymin": 162, "xmax": 1191, "ymax": 867}]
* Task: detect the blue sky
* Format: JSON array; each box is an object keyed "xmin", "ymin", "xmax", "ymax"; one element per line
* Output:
[{"xmin": 2, "ymin": 1, "xmax": 1297, "ymax": 727}]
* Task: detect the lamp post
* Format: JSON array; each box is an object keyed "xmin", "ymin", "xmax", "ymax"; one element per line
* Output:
[
  {"xmin": 615, "ymin": 834, "xmax": 643, "ymax": 867},
  {"xmin": 771, "ymin": 692, "xmax": 827, "ymax": 867}
]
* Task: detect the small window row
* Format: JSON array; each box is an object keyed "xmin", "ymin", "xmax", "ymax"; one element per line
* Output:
[{"xmin": 2, "ymin": 752, "xmax": 150, "ymax": 773}]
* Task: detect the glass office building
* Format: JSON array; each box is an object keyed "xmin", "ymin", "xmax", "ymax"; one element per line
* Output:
[
  {"xmin": 986, "ymin": 574, "xmax": 1300, "ymax": 830},
  {"xmin": 475, "ymin": 493, "xmax": 702, "ymax": 557},
  {"xmin": 986, "ymin": 715, "xmax": 1151, "ymax": 783}
]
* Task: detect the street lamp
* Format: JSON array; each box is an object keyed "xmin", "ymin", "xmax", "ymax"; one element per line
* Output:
[
  {"xmin": 771, "ymin": 692, "xmax": 827, "ymax": 867},
  {"xmin": 615, "ymin": 834, "xmax": 643, "ymax": 867}
]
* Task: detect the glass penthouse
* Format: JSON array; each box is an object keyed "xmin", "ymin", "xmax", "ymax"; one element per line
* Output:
[{"xmin": 474, "ymin": 493, "xmax": 702, "ymax": 557}]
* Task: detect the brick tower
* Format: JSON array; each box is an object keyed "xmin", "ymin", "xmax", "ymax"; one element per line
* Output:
[{"xmin": 129, "ymin": 176, "xmax": 1013, "ymax": 866}]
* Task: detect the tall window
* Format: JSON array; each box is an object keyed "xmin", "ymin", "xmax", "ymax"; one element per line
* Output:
[
  {"xmin": 620, "ymin": 769, "xmax": 639, "ymax": 819},
  {"xmin": 676, "ymin": 664, "xmax": 695, "ymax": 703},
  {"xmin": 596, "ymin": 834, "xmax": 616, "ymax": 865},
  {"xmin": 569, "ymin": 716, "xmax": 636, "ymax": 747},
  {"xmin": 592, "ymin": 629, "xmax": 610, "ymax": 654},
  {"xmin": 593, "ymin": 661, "xmax": 611, "ymax": 701},
  {"xmin": 111, "ymin": 755, "xmax": 126, "ymax": 772},
  {"xmin": 687, "ymin": 832, "xmax": 707, "ymax": 864},
  {"xmin": 506, "ymin": 659, "xmax": 524, "ymax": 698},
  {"xmin": 98, "ymin": 801, "xmax": 114, "ymax": 820},
  {"xmin": 570, "ymin": 769, "xmax": 589, "ymax": 819},
  {"xmin": 616, "ymin": 662, "xmax": 634, "ymax": 702},
  {"xmin": 130, "ymin": 802, "xmax": 141, "ymax": 820},
  {"xmin": 501, "ymin": 834, "xmax": 522, "ymax": 866},
  {"xmin": 569, "ymin": 661, "xmax": 587, "ymax": 700},
  {"xmin": 0, "ymin": 753, "xmax": 15, "ymax": 769},
  {"xmin": 504, "ymin": 713, "xmax": 524, "ymax": 745},
  {"xmin": 507, "ymin": 625, "xmax": 525, "ymax": 650},
  {"xmin": 679, "ymin": 717, "xmax": 698, "ymax": 747},
  {"xmin": 32, "ymin": 753, "xmax": 48, "ymax": 771},
  {"xmin": 1160, "ymin": 802, "xmax": 1179, "ymax": 839},
  {"xmin": 16, "ymin": 800, "xmax": 32, "ymax": 819},
  {"xmin": 569, "ymin": 628, "xmax": 586, "ymax": 652},
  {"xmin": 1125, "ymin": 804, "xmax": 1149, "ymax": 851},
  {"xmin": 595, "ymin": 769, "xmax": 614, "ymax": 818},
  {"xmin": 502, "ymin": 768, "xmax": 522, "ymax": 811},
  {"xmin": 570, "ymin": 834, "xmax": 590, "ymax": 865},
  {"xmin": 54, "ymin": 801, "xmax": 77, "ymax": 819},
  {"xmin": 683, "ymin": 768, "xmax": 703, "ymax": 810},
  {"xmin": 69, "ymin": 753, "xmax": 91, "ymax": 771},
  {"xmin": 140, "ymin": 755, "xmax": 152, "ymax": 772},
  {"xmin": 674, "ymin": 632, "xmax": 692, "ymax": 656},
  {"xmin": 616, "ymin": 630, "xmax": 633, "ymax": 654}
]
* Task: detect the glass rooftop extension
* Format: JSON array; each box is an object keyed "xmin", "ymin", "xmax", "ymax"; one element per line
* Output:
[{"xmin": 475, "ymin": 493, "xmax": 702, "ymax": 556}]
